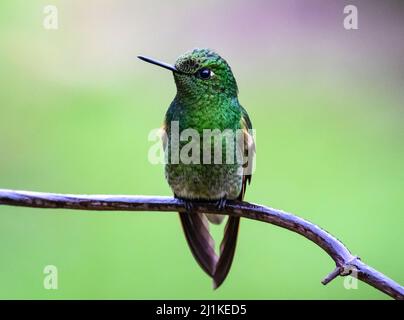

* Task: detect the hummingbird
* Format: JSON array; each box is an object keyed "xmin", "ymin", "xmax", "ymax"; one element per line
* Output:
[{"xmin": 138, "ymin": 48, "xmax": 255, "ymax": 288}]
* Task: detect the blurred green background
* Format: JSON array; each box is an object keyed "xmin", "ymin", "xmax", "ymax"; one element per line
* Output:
[{"xmin": 0, "ymin": 0, "xmax": 403, "ymax": 299}]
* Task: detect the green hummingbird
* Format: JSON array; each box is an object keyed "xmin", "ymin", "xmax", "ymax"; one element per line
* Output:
[{"xmin": 138, "ymin": 48, "xmax": 255, "ymax": 288}]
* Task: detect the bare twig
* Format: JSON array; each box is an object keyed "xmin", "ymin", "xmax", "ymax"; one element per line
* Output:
[{"xmin": 0, "ymin": 188, "xmax": 403, "ymax": 300}]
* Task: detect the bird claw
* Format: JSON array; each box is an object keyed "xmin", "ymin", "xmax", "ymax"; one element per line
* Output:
[
  {"xmin": 181, "ymin": 198, "xmax": 226, "ymax": 212},
  {"xmin": 184, "ymin": 200, "xmax": 194, "ymax": 212},
  {"xmin": 216, "ymin": 197, "xmax": 227, "ymax": 211}
]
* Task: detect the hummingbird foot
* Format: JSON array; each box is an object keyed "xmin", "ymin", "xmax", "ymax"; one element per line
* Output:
[
  {"xmin": 174, "ymin": 194, "xmax": 195, "ymax": 212},
  {"xmin": 182, "ymin": 199, "xmax": 194, "ymax": 212},
  {"xmin": 215, "ymin": 197, "xmax": 227, "ymax": 211}
]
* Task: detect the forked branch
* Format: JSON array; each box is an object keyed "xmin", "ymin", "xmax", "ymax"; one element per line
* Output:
[{"xmin": 0, "ymin": 188, "xmax": 403, "ymax": 299}]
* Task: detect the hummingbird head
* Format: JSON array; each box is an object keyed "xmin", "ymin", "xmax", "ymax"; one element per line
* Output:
[
  {"xmin": 173, "ymin": 48, "xmax": 238, "ymax": 98},
  {"xmin": 138, "ymin": 48, "xmax": 238, "ymax": 99}
]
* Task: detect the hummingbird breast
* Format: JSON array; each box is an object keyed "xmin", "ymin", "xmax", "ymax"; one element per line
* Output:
[
  {"xmin": 166, "ymin": 163, "xmax": 243, "ymax": 200},
  {"xmin": 164, "ymin": 96, "xmax": 244, "ymax": 200}
]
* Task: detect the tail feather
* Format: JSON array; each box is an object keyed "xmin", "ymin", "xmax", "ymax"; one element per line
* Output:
[
  {"xmin": 179, "ymin": 212, "xmax": 218, "ymax": 277},
  {"xmin": 179, "ymin": 205, "xmax": 241, "ymax": 289},
  {"xmin": 213, "ymin": 216, "xmax": 240, "ymax": 289}
]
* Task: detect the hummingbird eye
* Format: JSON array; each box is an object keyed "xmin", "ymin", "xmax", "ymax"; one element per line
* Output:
[{"xmin": 197, "ymin": 68, "xmax": 214, "ymax": 80}]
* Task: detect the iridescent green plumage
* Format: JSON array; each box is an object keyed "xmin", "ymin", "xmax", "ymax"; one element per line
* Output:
[
  {"xmin": 139, "ymin": 48, "xmax": 254, "ymax": 288},
  {"xmin": 166, "ymin": 49, "xmax": 249, "ymax": 201}
]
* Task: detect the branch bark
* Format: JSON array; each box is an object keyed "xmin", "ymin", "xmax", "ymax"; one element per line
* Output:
[{"xmin": 0, "ymin": 188, "xmax": 403, "ymax": 300}]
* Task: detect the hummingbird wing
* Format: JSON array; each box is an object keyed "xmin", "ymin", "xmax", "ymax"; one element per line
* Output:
[{"xmin": 213, "ymin": 108, "xmax": 255, "ymax": 289}]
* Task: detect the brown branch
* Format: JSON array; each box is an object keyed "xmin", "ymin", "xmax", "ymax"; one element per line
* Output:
[{"xmin": 0, "ymin": 188, "xmax": 403, "ymax": 300}]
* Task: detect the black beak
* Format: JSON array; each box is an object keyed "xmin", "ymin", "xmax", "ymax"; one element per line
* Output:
[{"xmin": 138, "ymin": 55, "xmax": 184, "ymax": 74}]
